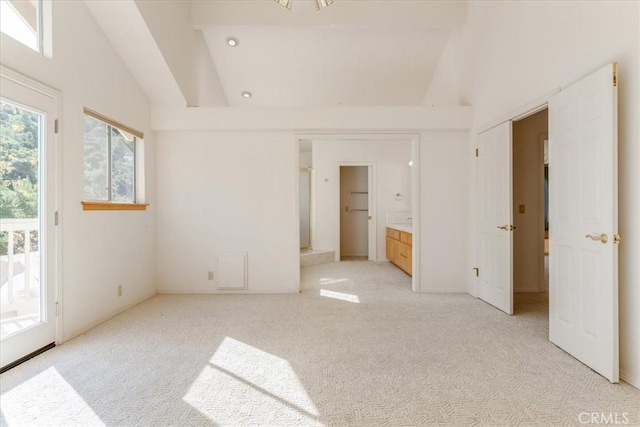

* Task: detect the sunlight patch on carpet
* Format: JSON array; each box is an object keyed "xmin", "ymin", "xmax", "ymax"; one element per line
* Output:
[
  {"xmin": 184, "ymin": 337, "xmax": 322, "ymax": 426},
  {"xmin": 319, "ymin": 278, "xmax": 349, "ymax": 285},
  {"xmin": 320, "ymin": 289, "xmax": 360, "ymax": 303},
  {"xmin": 0, "ymin": 366, "xmax": 104, "ymax": 426}
]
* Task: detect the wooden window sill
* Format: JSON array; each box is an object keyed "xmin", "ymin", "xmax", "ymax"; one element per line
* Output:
[{"xmin": 81, "ymin": 201, "xmax": 149, "ymax": 211}]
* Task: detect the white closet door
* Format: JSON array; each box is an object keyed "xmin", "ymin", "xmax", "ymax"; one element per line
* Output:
[
  {"xmin": 549, "ymin": 63, "xmax": 619, "ymax": 383},
  {"xmin": 477, "ymin": 121, "xmax": 514, "ymax": 315}
]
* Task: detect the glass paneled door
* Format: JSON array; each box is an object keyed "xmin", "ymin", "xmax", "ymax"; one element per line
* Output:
[{"xmin": 1, "ymin": 72, "xmax": 58, "ymax": 370}]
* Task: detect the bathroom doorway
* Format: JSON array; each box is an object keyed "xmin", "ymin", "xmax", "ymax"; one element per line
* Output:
[{"xmin": 339, "ymin": 165, "xmax": 371, "ymax": 261}]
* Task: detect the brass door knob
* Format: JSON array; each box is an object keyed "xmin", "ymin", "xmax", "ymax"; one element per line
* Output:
[{"xmin": 586, "ymin": 233, "xmax": 608, "ymax": 244}]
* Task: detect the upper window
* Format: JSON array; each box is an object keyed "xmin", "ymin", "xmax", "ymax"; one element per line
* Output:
[
  {"xmin": 83, "ymin": 108, "xmax": 143, "ymax": 204},
  {"xmin": 0, "ymin": 0, "xmax": 43, "ymax": 53}
]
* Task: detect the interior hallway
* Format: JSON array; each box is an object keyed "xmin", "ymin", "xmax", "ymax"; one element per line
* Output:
[{"xmin": 1, "ymin": 261, "xmax": 638, "ymax": 426}]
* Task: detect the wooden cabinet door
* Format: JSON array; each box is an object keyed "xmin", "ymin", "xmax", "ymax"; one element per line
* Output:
[
  {"xmin": 385, "ymin": 237, "xmax": 397, "ymax": 262},
  {"xmin": 400, "ymin": 231, "xmax": 412, "ymax": 246},
  {"xmin": 386, "ymin": 228, "xmax": 412, "ymax": 276}
]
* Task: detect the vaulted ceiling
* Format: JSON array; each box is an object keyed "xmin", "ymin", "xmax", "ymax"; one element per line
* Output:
[{"xmin": 85, "ymin": 0, "xmax": 468, "ymax": 108}]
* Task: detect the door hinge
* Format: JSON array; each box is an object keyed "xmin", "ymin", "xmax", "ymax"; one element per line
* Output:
[
  {"xmin": 473, "ymin": 267, "xmax": 479, "ymax": 277},
  {"xmin": 54, "ymin": 119, "xmax": 59, "ymax": 134},
  {"xmin": 55, "ymin": 211, "xmax": 59, "ymax": 226},
  {"xmin": 475, "ymin": 148, "xmax": 479, "ymax": 157},
  {"xmin": 55, "ymin": 302, "xmax": 59, "ymax": 316},
  {"xmin": 613, "ymin": 63, "xmax": 618, "ymax": 87}
]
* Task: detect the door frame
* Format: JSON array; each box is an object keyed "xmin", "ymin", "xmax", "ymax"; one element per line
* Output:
[
  {"xmin": 295, "ymin": 133, "xmax": 421, "ymax": 293},
  {"xmin": 336, "ymin": 162, "xmax": 376, "ymax": 261},
  {"xmin": 0, "ymin": 65, "xmax": 63, "ymax": 347}
]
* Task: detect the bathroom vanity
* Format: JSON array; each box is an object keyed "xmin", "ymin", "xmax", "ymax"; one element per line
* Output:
[{"xmin": 386, "ymin": 225, "xmax": 412, "ymax": 276}]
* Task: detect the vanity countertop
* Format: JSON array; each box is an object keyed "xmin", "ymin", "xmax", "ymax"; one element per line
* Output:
[{"xmin": 386, "ymin": 223, "xmax": 412, "ymax": 234}]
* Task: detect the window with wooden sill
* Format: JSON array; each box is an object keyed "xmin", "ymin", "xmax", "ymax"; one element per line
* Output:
[{"xmin": 82, "ymin": 108, "xmax": 147, "ymax": 211}]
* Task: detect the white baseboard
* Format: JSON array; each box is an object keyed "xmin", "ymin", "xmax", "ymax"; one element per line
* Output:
[
  {"xmin": 157, "ymin": 288, "xmax": 298, "ymax": 295},
  {"xmin": 620, "ymin": 369, "xmax": 640, "ymax": 390},
  {"xmin": 59, "ymin": 290, "xmax": 157, "ymax": 344}
]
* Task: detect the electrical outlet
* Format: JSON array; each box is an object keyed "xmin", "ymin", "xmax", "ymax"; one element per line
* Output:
[
  {"xmin": 519, "ymin": 204, "xmax": 526, "ymax": 214},
  {"xmin": 208, "ymin": 271, "xmax": 214, "ymax": 281},
  {"xmin": 117, "ymin": 285, "xmax": 123, "ymax": 297}
]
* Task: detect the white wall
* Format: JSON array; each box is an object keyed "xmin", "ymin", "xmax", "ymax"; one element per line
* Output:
[
  {"xmin": 427, "ymin": 0, "xmax": 640, "ymax": 387},
  {"xmin": 339, "ymin": 166, "xmax": 369, "ymax": 257},
  {"xmin": 312, "ymin": 139, "xmax": 412, "ymax": 262},
  {"xmin": 513, "ymin": 110, "xmax": 547, "ymax": 293},
  {"xmin": 155, "ymin": 131, "xmax": 299, "ymax": 294},
  {"xmin": 152, "ymin": 109, "xmax": 471, "ymax": 294},
  {"xmin": 151, "ymin": 107, "xmax": 471, "ymax": 293},
  {"xmin": 419, "ymin": 131, "xmax": 469, "ymax": 293},
  {"xmin": 0, "ymin": 1, "xmax": 156, "ymax": 340}
]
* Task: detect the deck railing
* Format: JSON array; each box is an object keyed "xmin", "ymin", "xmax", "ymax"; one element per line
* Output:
[{"xmin": 1, "ymin": 218, "xmax": 39, "ymax": 304}]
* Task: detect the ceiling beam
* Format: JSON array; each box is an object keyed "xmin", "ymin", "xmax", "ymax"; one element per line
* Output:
[
  {"xmin": 83, "ymin": 0, "xmax": 185, "ymax": 107},
  {"xmin": 191, "ymin": 0, "xmax": 468, "ymax": 29},
  {"xmin": 135, "ymin": 0, "xmax": 228, "ymax": 107},
  {"xmin": 151, "ymin": 106, "xmax": 472, "ymax": 131}
]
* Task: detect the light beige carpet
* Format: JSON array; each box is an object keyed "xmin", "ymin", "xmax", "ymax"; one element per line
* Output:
[{"xmin": 1, "ymin": 261, "xmax": 638, "ymax": 426}]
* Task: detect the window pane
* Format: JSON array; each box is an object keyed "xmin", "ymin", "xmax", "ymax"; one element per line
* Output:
[
  {"xmin": 83, "ymin": 116, "xmax": 109, "ymax": 201},
  {"xmin": 0, "ymin": 99, "xmax": 43, "ymax": 335},
  {"xmin": 111, "ymin": 127, "xmax": 135, "ymax": 202},
  {"xmin": 0, "ymin": 0, "xmax": 40, "ymax": 52}
]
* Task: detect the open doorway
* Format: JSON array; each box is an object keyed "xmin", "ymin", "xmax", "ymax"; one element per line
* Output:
[
  {"xmin": 339, "ymin": 166, "xmax": 370, "ymax": 261},
  {"xmin": 512, "ymin": 108, "xmax": 548, "ymax": 316},
  {"xmin": 297, "ymin": 135, "xmax": 419, "ymax": 292}
]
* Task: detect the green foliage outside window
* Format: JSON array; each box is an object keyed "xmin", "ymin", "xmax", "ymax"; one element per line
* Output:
[
  {"xmin": 0, "ymin": 101, "xmax": 40, "ymax": 255},
  {"xmin": 83, "ymin": 116, "xmax": 136, "ymax": 203}
]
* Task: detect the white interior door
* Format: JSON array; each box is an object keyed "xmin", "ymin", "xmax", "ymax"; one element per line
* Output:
[
  {"xmin": 548, "ymin": 63, "xmax": 619, "ymax": 383},
  {"xmin": 1, "ymin": 73, "xmax": 58, "ymax": 370},
  {"xmin": 478, "ymin": 121, "xmax": 514, "ymax": 315}
]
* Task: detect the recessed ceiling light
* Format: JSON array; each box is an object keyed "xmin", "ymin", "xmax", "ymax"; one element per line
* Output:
[
  {"xmin": 225, "ymin": 37, "xmax": 239, "ymax": 47},
  {"xmin": 241, "ymin": 91, "xmax": 252, "ymax": 98}
]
